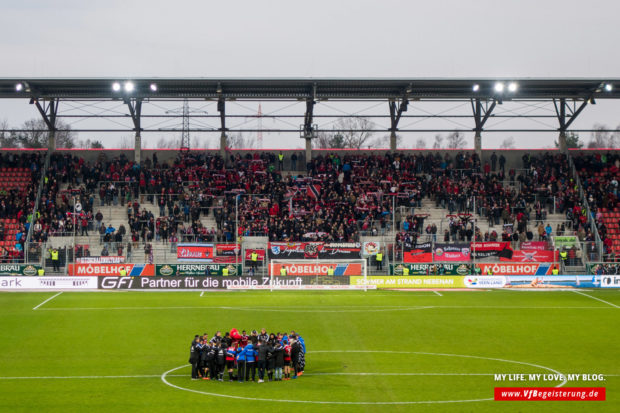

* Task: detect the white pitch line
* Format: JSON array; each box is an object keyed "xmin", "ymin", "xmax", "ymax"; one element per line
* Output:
[
  {"xmin": 433, "ymin": 290, "xmax": 443, "ymax": 297},
  {"xmin": 200, "ymin": 291, "xmax": 204, "ymax": 297},
  {"xmin": 573, "ymin": 290, "xmax": 620, "ymax": 309},
  {"xmin": 33, "ymin": 292, "xmax": 63, "ymax": 310},
  {"xmin": 1, "ymin": 371, "xmax": 617, "ymax": 381},
  {"xmin": 0, "ymin": 374, "xmax": 187, "ymax": 380},
  {"xmin": 35, "ymin": 305, "xmax": 615, "ymax": 312}
]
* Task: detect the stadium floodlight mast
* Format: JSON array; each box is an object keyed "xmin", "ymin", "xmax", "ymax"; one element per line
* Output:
[
  {"xmin": 112, "ymin": 82, "xmax": 121, "ymax": 92},
  {"xmin": 494, "ymin": 82, "xmax": 504, "ymax": 93},
  {"xmin": 150, "ymin": 83, "xmax": 158, "ymax": 92},
  {"xmin": 472, "ymin": 84, "xmax": 480, "ymax": 92},
  {"xmin": 15, "ymin": 83, "xmax": 23, "ymax": 92},
  {"xmin": 605, "ymin": 83, "xmax": 613, "ymax": 92},
  {"xmin": 124, "ymin": 81, "xmax": 135, "ymax": 93},
  {"xmin": 508, "ymin": 82, "xmax": 518, "ymax": 92}
]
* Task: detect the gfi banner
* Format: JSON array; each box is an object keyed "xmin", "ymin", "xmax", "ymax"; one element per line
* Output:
[
  {"xmin": 269, "ymin": 262, "xmax": 363, "ymax": 276},
  {"xmin": 97, "ymin": 276, "xmax": 343, "ymax": 290},
  {"xmin": 350, "ymin": 276, "xmax": 466, "ymax": 289}
]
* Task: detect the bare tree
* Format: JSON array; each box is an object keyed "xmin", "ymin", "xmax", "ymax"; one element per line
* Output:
[
  {"xmin": 415, "ymin": 138, "xmax": 427, "ymax": 149},
  {"xmin": 312, "ymin": 131, "xmax": 335, "ymax": 149},
  {"xmin": 499, "ymin": 136, "xmax": 516, "ymax": 149},
  {"xmin": 370, "ymin": 134, "xmax": 402, "ymax": 148},
  {"xmin": 226, "ymin": 132, "xmax": 256, "ymax": 149},
  {"xmin": 445, "ymin": 131, "xmax": 467, "ymax": 149},
  {"xmin": 588, "ymin": 124, "xmax": 614, "ymax": 148},
  {"xmin": 0, "ymin": 119, "xmax": 18, "ymax": 148},
  {"xmin": 10, "ymin": 119, "xmax": 77, "ymax": 148},
  {"xmin": 119, "ymin": 136, "xmax": 133, "ymax": 149},
  {"xmin": 77, "ymin": 138, "xmax": 104, "ymax": 148},
  {"xmin": 333, "ymin": 117, "xmax": 375, "ymax": 149},
  {"xmin": 432, "ymin": 134, "xmax": 443, "ymax": 149}
]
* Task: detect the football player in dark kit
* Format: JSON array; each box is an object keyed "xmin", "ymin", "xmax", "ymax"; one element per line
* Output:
[
  {"xmin": 189, "ymin": 335, "xmax": 201, "ymax": 380},
  {"xmin": 215, "ymin": 342, "xmax": 227, "ymax": 381},
  {"xmin": 256, "ymin": 339, "xmax": 273, "ymax": 383}
]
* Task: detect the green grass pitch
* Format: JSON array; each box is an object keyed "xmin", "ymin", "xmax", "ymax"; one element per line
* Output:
[{"xmin": 0, "ymin": 289, "xmax": 618, "ymax": 412}]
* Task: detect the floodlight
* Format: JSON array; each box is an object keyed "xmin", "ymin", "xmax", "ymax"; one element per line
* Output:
[
  {"xmin": 605, "ymin": 83, "xmax": 613, "ymax": 92},
  {"xmin": 150, "ymin": 83, "xmax": 158, "ymax": 92},
  {"xmin": 112, "ymin": 82, "xmax": 121, "ymax": 92},
  {"xmin": 508, "ymin": 82, "xmax": 518, "ymax": 92},
  {"xmin": 15, "ymin": 83, "xmax": 23, "ymax": 92},
  {"xmin": 124, "ymin": 81, "xmax": 135, "ymax": 92},
  {"xmin": 494, "ymin": 82, "xmax": 504, "ymax": 93},
  {"xmin": 472, "ymin": 84, "xmax": 480, "ymax": 92}
]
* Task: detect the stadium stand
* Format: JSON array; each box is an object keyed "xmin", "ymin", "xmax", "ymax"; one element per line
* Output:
[{"xmin": 0, "ymin": 148, "xmax": 612, "ymax": 273}]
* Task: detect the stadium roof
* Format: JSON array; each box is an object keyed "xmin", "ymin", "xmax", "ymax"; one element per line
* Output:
[{"xmin": 1, "ymin": 77, "xmax": 619, "ymax": 100}]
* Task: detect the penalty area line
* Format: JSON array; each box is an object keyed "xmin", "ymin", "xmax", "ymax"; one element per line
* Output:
[
  {"xmin": 33, "ymin": 292, "xmax": 62, "ymax": 310},
  {"xmin": 433, "ymin": 290, "xmax": 443, "ymax": 297}
]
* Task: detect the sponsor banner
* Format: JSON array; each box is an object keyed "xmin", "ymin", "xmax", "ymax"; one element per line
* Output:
[
  {"xmin": 228, "ymin": 284, "xmax": 375, "ymax": 290},
  {"xmin": 76, "ymin": 256, "xmax": 125, "ymax": 264},
  {"xmin": 554, "ymin": 236, "xmax": 578, "ymax": 248},
  {"xmin": 269, "ymin": 262, "xmax": 363, "ymax": 276},
  {"xmin": 403, "ymin": 242, "xmax": 432, "ymax": 263},
  {"xmin": 433, "ymin": 243, "xmax": 470, "ymax": 261},
  {"xmin": 177, "ymin": 243, "xmax": 214, "ymax": 262},
  {"xmin": 0, "ymin": 276, "xmax": 97, "ymax": 290},
  {"xmin": 390, "ymin": 263, "xmax": 472, "ymax": 275},
  {"xmin": 0, "ymin": 264, "xmax": 43, "ymax": 276},
  {"xmin": 68, "ymin": 263, "xmax": 155, "ymax": 276},
  {"xmin": 505, "ymin": 275, "xmax": 600, "ymax": 288},
  {"xmin": 476, "ymin": 263, "xmax": 553, "ymax": 276},
  {"xmin": 521, "ymin": 241, "xmax": 551, "ymax": 251},
  {"xmin": 464, "ymin": 275, "xmax": 507, "ymax": 289},
  {"xmin": 156, "ymin": 264, "xmax": 242, "ymax": 276},
  {"xmin": 268, "ymin": 242, "xmax": 361, "ymax": 259},
  {"xmin": 501, "ymin": 250, "xmax": 558, "ymax": 262},
  {"xmin": 470, "ymin": 242, "xmax": 512, "ymax": 259},
  {"xmin": 362, "ymin": 241, "xmax": 380, "ymax": 256},
  {"xmin": 97, "ymin": 275, "xmax": 350, "ymax": 290},
  {"xmin": 351, "ymin": 275, "xmax": 466, "ymax": 289},
  {"xmin": 600, "ymin": 275, "xmax": 620, "ymax": 288}
]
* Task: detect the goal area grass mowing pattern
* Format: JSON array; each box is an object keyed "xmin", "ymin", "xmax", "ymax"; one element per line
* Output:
[{"xmin": 0, "ymin": 289, "xmax": 618, "ymax": 412}]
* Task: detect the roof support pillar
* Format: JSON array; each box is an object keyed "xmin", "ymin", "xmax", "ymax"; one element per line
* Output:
[
  {"xmin": 33, "ymin": 98, "xmax": 59, "ymax": 152},
  {"xmin": 125, "ymin": 99, "xmax": 143, "ymax": 165},
  {"xmin": 388, "ymin": 90, "xmax": 409, "ymax": 152},
  {"xmin": 471, "ymin": 98, "xmax": 496, "ymax": 163},
  {"xmin": 302, "ymin": 94, "xmax": 316, "ymax": 162},
  {"xmin": 553, "ymin": 97, "xmax": 588, "ymax": 154},
  {"xmin": 217, "ymin": 94, "xmax": 227, "ymax": 161}
]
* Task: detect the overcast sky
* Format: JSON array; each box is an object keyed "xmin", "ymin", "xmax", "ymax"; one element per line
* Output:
[{"xmin": 1, "ymin": 0, "xmax": 619, "ymax": 149}]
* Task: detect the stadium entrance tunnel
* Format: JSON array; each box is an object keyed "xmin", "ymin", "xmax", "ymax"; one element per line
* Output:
[{"xmin": 161, "ymin": 350, "xmax": 567, "ymax": 404}]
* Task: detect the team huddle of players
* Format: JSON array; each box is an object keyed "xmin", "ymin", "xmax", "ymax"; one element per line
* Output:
[{"xmin": 189, "ymin": 328, "xmax": 306, "ymax": 383}]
